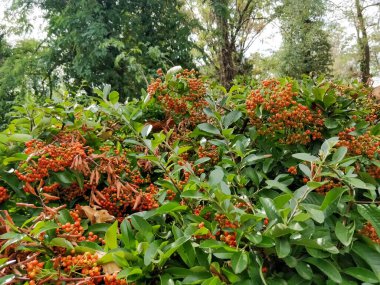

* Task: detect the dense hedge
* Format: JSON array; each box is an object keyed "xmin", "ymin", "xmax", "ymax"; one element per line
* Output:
[{"xmin": 1, "ymin": 68, "xmax": 380, "ymax": 284}]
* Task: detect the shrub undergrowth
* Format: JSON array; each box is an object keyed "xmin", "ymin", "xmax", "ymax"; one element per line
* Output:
[{"xmin": 0, "ymin": 69, "xmax": 380, "ymax": 284}]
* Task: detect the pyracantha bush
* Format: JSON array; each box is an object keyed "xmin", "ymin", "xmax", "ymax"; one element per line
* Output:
[{"xmin": 0, "ymin": 71, "xmax": 380, "ymax": 285}]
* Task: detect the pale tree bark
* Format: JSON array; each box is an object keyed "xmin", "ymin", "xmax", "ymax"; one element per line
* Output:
[{"xmin": 355, "ymin": 0, "xmax": 371, "ymax": 83}]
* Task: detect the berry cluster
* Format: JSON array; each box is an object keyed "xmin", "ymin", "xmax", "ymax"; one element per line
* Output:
[
  {"xmin": 60, "ymin": 252, "xmax": 101, "ymax": 284},
  {"xmin": 367, "ymin": 165, "xmax": 380, "ymax": 179},
  {"xmin": 16, "ymin": 133, "xmax": 89, "ymax": 185},
  {"xmin": 98, "ymin": 184, "xmax": 158, "ymax": 218},
  {"xmin": 193, "ymin": 222, "xmax": 216, "ymax": 240},
  {"xmin": 0, "ymin": 186, "xmax": 9, "ymax": 203},
  {"xmin": 315, "ymin": 179, "xmax": 343, "ymax": 195},
  {"xmin": 56, "ymin": 210, "xmax": 85, "ymax": 240},
  {"xmin": 246, "ymin": 80, "xmax": 324, "ymax": 144},
  {"xmin": 192, "ymin": 214, "xmax": 238, "ymax": 247},
  {"xmin": 359, "ymin": 222, "xmax": 380, "ymax": 244},
  {"xmin": 287, "ymin": 166, "xmax": 297, "ymax": 175},
  {"xmin": 104, "ymin": 273, "xmax": 128, "ymax": 285},
  {"xmin": 302, "ymin": 177, "xmax": 342, "ymax": 194},
  {"xmin": 197, "ymin": 144, "xmax": 219, "ymax": 165},
  {"xmin": 215, "ymin": 214, "xmax": 238, "ymax": 247},
  {"xmin": 337, "ymin": 128, "xmax": 380, "ymax": 158},
  {"xmin": 26, "ymin": 259, "xmax": 44, "ymax": 281},
  {"xmin": 147, "ymin": 69, "xmax": 208, "ymax": 126}
]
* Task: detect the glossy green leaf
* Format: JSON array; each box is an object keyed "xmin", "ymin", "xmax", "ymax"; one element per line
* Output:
[
  {"xmin": 276, "ymin": 238, "xmax": 291, "ymax": 258},
  {"xmin": 231, "ymin": 251, "xmax": 248, "ymax": 274},
  {"xmin": 335, "ymin": 221, "xmax": 354, "ymax": 247},
  {"xmin": 105, "ymin": 221, "xmax": 118, "ymax": 250},
  {"xmin": 0, "ymin": 274, "xmax": 16, "ymax": 285},
  {"xmin": 305, "ymin": 258, "xmax": 342, "ymax": 283},
  {"xmin": 343, "ymin": 267, "xmax": 378, "ymax": 283},
  {"xmin": 357, "ymin": 204, "xmax": 380, "ymax": 236},
  {"xmin": 197, "ymin": 123, "xmax": 220, "ymax": 135}
]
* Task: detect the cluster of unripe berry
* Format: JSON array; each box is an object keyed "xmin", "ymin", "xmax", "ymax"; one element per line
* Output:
[{"xmin": 246, "ymin": 80, "xmax": 324, "ymax": 145}]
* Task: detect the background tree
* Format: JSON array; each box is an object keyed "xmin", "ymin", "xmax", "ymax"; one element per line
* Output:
[
  {"xmin": 0, "ymin": 37, "xmax": 52, "ymax": 129},
  {"xmin": 326, "ymin": 0, "xmax": 380, "ymax": 83},
  {"xmin": 188, "ymin": 0, "xmax": 274, "ymax": 88},
  {"xmin": 8, "ymin": 0, "xmax": 195, "ymax": 99},
  {"xmin": 277, "ymin": 0, "xmax": 332, "ymax": 78}
]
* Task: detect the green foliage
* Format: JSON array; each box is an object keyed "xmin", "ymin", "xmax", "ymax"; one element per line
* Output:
[
  {"xmin": 0, "ymin": 71, "xmax": 380, "ymax": 284},
  {"xmin": 9, "ymin": 0, "xmax": 195, "ymax": 99},
  {"xmin": 278, "ymin": 0, "xmax": 332, "ymax": 78},
  {"xmin": 0, "ymin": 39, "xmax": 54, "ymax": 130}
]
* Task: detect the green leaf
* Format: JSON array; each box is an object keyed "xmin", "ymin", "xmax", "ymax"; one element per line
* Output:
[
  {"xmin": 130, "ymin": 215, "xmax": 153, "ymax": 242},
  {"xmin": 105, "ymin": 221, "xmax": 118, "ymax": 250},
  {"xmin": 345, "ymin": 177, "xmax": 374, "ymax": 190},
  {"xmin": 275, "ymin": 238, "xmax": 291, "ymax": 258},
  {"xmin": 144, "ymin": 240, "xmax": 161, "ymax": 265},
  {"xmin": 299, "ymin": 164, "xmax": 311, "ymax": 178},
  {"xmin": 331, "ymin": 147, "xmax": 347, "ymax": 164},
  {"xmin": 302, "ymin": 204, "xmax": 324, "ymax": 223},
  {"xmin": 292, "ymin": 153, "xmax": 319, "ymax": 162},
  {"xmin": 231, "ymin": 251, "xmax": 248, "ymax": 274},
  {"xmin": 160, "ymin": 235, "xmax": 191, "ymax": 265},
  {"xmin": 0, "ymin": 274, "xmax": 16, "ymax": 285},
  {"xmin": 320, "ymin": 187, "xmax": 346, "ymax": 210},
  {"xmin": 194, "ymin": 157, "xmax": 211, "ymax": 166},
  {"xmin": 357, "ymin": 204, "xmax": 380, "ymax": 237},
  {"xmin": 57, "ymin": 209, "xmax": 74, "ymax": 224},
  {"xmin": 335, "ymin": 221, "xmax": 354, "ymax": 247},
  {"xmin": 323, "ymin": 94, "xmax": 336, "ymax": 108},
  {"xmin": 52, "ymin": 171, "xmax": 76, "ymax": 185},
  {"xmin": 324, "ymin": 118, "xmax": 339, "ymax": 129},
  {"xmin": 266, "ymin": 180, "xmax": 291, "ymax": 194},
  {"xmin": 108, "ymin": 91, "xmax": 119, "ymax": 104},
  {"xmin": 1, "ymin": 234, "xmax": 27, "ymax": 252},
  {"xmin": 295, "ymin": 262, "xmax": 313, "ymax": 280},
  {"xmin": 118, "ymin": 267, "xmax": 143, "ymax": 281},
  {"xmin": 153, "ymin": 202, "xmax": 187, "ymax": 215},
  {"xmin": 305, "ymin": 258, "xmax": 342, "ymax": 283},
  {"xmin": 201, "ymin": 277, "xmax": 223, "ymax": 285},
  {"xmin": 8, "ymin": 134, "xmax": 33, "ymax": 142},
  {"xmin": 352, "ymin": 242, "xmax": 380, "ymax": 280},
  {"xmin": 197, "ymin": 123, "xmax": 220, "ymax": 135},
  {"xmin": 141, "ymin": 124, "xmax": 153, "ymax": 138},
  {"xmin": 120, "ymin": 218, "xmax": 136, "ymax": 250},
  {"xmin": 209, "ymin": 168, "xmax": 224, "ymax": 186},
  {"xmin": 260, "ymin": 197, "xmax": 278, "ymax": 221},
  {"xmin": 222, "ymin": 110, "xmax": 242, "ymax": 128},
  {"xmin": 75, "ymin": 241, "xmax": 103, "ymax": 253},
  {"xmin": 320, "ymin": 137, "xmax": 339, "ymax": 158},
  {"xmin": 242, "ymin": 154, "xmax": 271, "ymax": 166},
  {"xmin": 343, "ymin": 267, "xmax": 378, "ymax": 283},
  {"xmin": 30, "ymin": 221, "xmax": 59, "ymax": 236},
  {"xmin": 49, "ymin": 238, "xmax": 74, "ymax": 250}
]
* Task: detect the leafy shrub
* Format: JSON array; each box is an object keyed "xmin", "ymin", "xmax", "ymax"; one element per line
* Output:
[{"xmin": 0, "ymin": 70, "xmax": 380, "ymax": 284}]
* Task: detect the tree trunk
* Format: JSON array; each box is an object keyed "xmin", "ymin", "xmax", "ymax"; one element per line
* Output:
[
  {"xmin": 355, "ymin": 0, "xmax": 371, "ymax": 84},
  {"xmin": 212, "ymin": 0, "xmax": 236, "ymax": 89}
]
